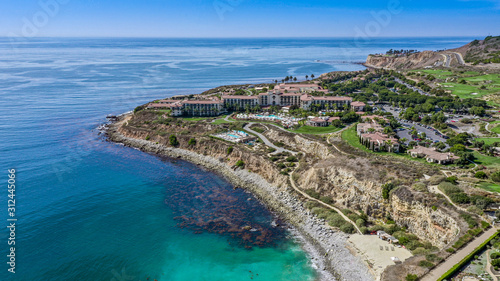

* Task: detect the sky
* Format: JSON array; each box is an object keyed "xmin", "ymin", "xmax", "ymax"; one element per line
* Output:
[{"xmin": 0, "ymin": 0, "xmax": 498, "ymax": 38}]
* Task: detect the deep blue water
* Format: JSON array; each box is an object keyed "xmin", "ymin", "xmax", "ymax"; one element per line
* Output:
[{"xmin": 0, "ymin": 37, "xmax": 475, "ymax": 281}]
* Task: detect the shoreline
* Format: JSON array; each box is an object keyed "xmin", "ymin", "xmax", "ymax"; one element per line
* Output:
[{"xmin": 105, "ymin": 113, "xmax": 374, "ymax": 281}]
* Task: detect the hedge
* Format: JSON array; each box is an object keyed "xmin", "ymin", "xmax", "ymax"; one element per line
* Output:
[{"xmin": 437, "ymin": 230, "xmax": 500, "ymax": 281}]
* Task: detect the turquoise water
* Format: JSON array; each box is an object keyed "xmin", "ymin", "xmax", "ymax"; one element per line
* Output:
[{"xmin": 0, "ymin": 37, "xmax": 475, "ymax": 281}]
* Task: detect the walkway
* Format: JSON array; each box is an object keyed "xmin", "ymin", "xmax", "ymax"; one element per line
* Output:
[
  {"xmin": 244, "ymin": 123, "xmax": 298, "ymax": 155},
  {"xmin": 486, "ymin": 249, "xmax": 499, "ymax": 281},
  {"xmin": 289, "ymin": 166, "xmax": 362, "ymax": 234},
  {"xmin": 422, "ymin": 227, "xmax": 499, "ymax": 281},
  {"xmin": 428, "ymin": 185, "xmax": 468, "ymax": 213}
]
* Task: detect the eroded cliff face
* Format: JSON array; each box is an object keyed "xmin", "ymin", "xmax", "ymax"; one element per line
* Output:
[
  {"xmin": 365, "ymin": 51, "xmax": 441, "ymax": 70},
  {"xmin": 390, "ymin": 188, "xmax": 460, "ymax": 248},
  {"xmin": 118, "ymin": 120, "xmax": 461, "ymax": 249},
  {"xmin": 297, "ymin": 162, "xmax": 460, "ymax": 248}
]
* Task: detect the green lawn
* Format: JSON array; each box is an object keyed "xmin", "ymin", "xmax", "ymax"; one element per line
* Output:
[
  {"xmin": 178, "ymin": 117, "xmax": 208, "ymax": 122},
  {"xmin": 212, "ymin": 118, "xmax": 233, "ymax": 125},
  {"xmin": 473, "ymin": 151, "xmax": 500, "ymax": 168},
  {"xmin": 490, "ymin": 124, "xmax": 500, "ymax": 134},
  {"xmin": 414, "ymin": 69, "xmax": 500, "ymax": 99},
  {"xmin": 476, "ymin": 138, "xmax": 500, "ymax": 145},
  {"xmin": 478, "ymin": 182, "xmax": 500, "ymax": 193},
  {"xmin": 289, "ymin": 125, "xmax": 343, "ymax": 135}
]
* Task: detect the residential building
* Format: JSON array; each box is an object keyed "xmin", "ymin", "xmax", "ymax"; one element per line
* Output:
[
  {"xmin": 306, "ymin": 117, "xmax": 328, "ymax": 127},
  {"xmin": 351, "ymin": 101, "xmax": 366, "ymax": 112},
  {"xmin": 357, "ymin": 122, "xmax": 384, "ymax": 135},
  {"xmin": 359, "ymin": 132, "xmax": 400, "ymax": 152},
  {"xmin": 408, "ymin": 146, "xmax": 459, "ymax": 164}
]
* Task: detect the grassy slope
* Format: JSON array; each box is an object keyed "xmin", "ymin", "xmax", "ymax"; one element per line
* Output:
[{"xmin": 289, "ymin": 125, "xmax": 343, "ymax": 135}]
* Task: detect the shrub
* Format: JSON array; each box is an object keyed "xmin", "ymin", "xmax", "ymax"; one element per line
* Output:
[
  {"xmin": 428, "ymin": 175, "xmax": 446, "ymax": 185},
  {"xmin": 356, "ymin": 218, "xmax": 366, "ymax": 227},
  {"xmin": 188, "ymin": 138, "xmax": 196, "ymax": 146},
  {"xmin": 340, "ymin": 223, "xmax": 355, "ymax": 234},
  {"xmin": 426, "ymin": 254, "xmax": 442, "ymax": 263},
  {"xmin": 320, "ymin": 196, "xmax": 334, "ymax": 204},
  {"xmin": 406, "ymin": 274, "xmax": 419, "ymax": 281},
  {"xmin": 445, "ymin": 176, "xmax": 458, "ymax": 184},
  {"xmin": 412, "ymin": 247, "xmax": 429, "ymax": 255},
  {"xmin": 169, "ymin": 135, "xmax": 179, "ymax": 146},
  {"xmin": 227, "ymin": 146, "xmax": 234, "ymax": 155},
  {"xmin": 305, "ymin": 189, "xmax": 320, "ymax": 199},
  {"xmin": 235, "ymin": 160, "xmax": 245, "ymax": 168},
  {"xmin": 328, "ymin": 214, "xmax": 346, "ymax": 228},
  {"xmin": 268, "ymin": 147, "xmax": 276, "ymax": 153},
  {"xmin": 438, "ymin": 182, "xmax": 462, "ymax": 195},
  {"xmin": 413, "ymin": 182, "xmax": 428, "ymax": 192},
  {"xmin": 460, "ymin": 213, "xmax": 478, "ymax": 228},
  {"xmin": 449, "ymin": 192, "xmax": 471, "ymax": 204},
  {"xmin": 286, "ymin": 156, "xmax": 298, "ymax": 162},
  {"xmin": 382, "ymin": 182, "xmax": 397, "ymax": 200},
  {"xmin": 491, "ymin": 252, "xmax": 500, "ymax": 259},
  {"xmin": 419, "ymin": 260, "xmax": 434, "ymax": 268},
  {"xmin": 475, "ymin": 171, "xmax": 487, "ymax": 179},
  {"xmin": 492, "ymin": 171, "xmax": 500, "ymax": 183},
  {"xmin": 145, "ymin": 135, "xmax": 151, "ymax": 140},
  {"xmin": 277, "ymin": 163, "xmax": 286, "ymax": 169},
  {"xmin": 492, "ymin": 259, "xmax": 500, "ymax": 267},
  {"xmin": 270, "ymin": 156, "xmax": 279, "ymax": 162},
  {"xmin": 481, "ymin": 221, "xmax": 491, "ymax": 229}
]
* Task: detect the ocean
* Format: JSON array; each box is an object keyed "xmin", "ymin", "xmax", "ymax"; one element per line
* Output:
[{"xmin": 0, "ymin": 37, "xmax": 475, "ymax": 281}]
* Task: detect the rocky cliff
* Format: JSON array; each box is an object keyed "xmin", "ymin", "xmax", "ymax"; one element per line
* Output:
[{"xmin": 365, "ymin": 51, "xmax": 441, "ymax": 70}]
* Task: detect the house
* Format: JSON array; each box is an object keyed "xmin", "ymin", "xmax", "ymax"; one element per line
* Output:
[
  {"xmin": 360, "ymin": 132, "xmax": 400, "ymax": 152},
  {"xmin": 408, "ymin": 146, "xmax": 459, "ymax": 165},
  {"xmin": 306, "ymin": 117, "xmax": 328, "ymax": 127},
  {"xmin": 361, "ymin": 115, "xmax": 389, "ymax": 123},
  {"xmin": 357, "ymin": 122, "xmax": 384, "ymax": 136},
  {"xmin": 327, "ymin": 116, "xmax": 341, "ymax": 125},
  {"xmin": 351, "ymin": 101, "xmax": 366, "ymax": 112}
]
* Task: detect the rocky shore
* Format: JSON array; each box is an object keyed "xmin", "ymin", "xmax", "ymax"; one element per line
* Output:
[{"xmin": 106, "ymin": 114, "xmax": 374, "ymax": 281}]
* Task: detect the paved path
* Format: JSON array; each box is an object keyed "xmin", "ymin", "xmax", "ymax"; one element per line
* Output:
[
  {"xmin": 428, "ymin": 185, "xmax": 468, "ymax": 213},
  {"xmin": 244, "ymin": 123, "xmax": 298, "ymax": 155},
  {"xmin": 422, "ymin": 227, "xmax": 499, "ymax": 281},
  {"xmin": 289, "ymin": 165, "xmax": 363, "ymax": 234}
]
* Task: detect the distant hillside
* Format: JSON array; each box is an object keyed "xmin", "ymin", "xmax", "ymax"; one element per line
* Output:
[{"xmin": 365, "ymin": 36, "xmax": 500, "ymax": 70}]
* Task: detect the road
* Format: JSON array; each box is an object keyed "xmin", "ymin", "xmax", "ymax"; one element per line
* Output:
[
  {"xmin": 421, "ymin": 227, "xmax": 499, "ymax": 281},
  {"xmin": 453, "ymin": 52, "xmax": 465, "ymax": 65},
  {"xmin": 244, "ymin": 123, "xmax": 298, "ymax": 155},
  {"xmin": 394, "ymin": 78, "xmax": 431, "ymax": 96},
  {"xmin": 380, "ymin": 105, "xmax": 449, "ymax": 147}
]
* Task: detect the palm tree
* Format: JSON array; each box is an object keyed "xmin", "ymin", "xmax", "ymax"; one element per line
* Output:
[
  {"xmin": 293, "ymin": 77, "xmax": 297, "ymax": 82},
  {"xmin": 311, "ymin": 74, "xmax": 315, "ymax": 79},
  {"xmin": 305, "ymin": 75, "xmax": 309, "ymax": 81}
]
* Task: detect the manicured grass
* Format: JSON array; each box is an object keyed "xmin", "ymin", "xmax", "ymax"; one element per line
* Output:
[
  {"xmin": 212, "ymin": 118, "xmax": 233, "ymax": 125},
  {"xmin": 476, "ymin": 138, "xmax": 500, "ymax": 145},
  {"xmin": 418, "ymin": 69, "xmax": 454, "ymax": 79},
  {"xmin": 473, "ymin": 151, "xmax": 500, "ymax": 168},
  {"xmin": 478, "ymin": 182, "xmax": 500, "ymax": 193},
  {"xmin": 290, "ymin": 125, "xmax": 343, "ymax": 135},
  {"xmin": 491, "ymin": 124, "xmax": 500, "ymax": 134},
  {"xmin": 178, "ymin": 117, "xmax": 209, "ymax": 122}
]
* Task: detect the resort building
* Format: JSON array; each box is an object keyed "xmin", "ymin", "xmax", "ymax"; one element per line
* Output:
[
  {"xmin": 147, "ymin": 99, "xmax": 224, "ymax": 117},
  {"xmin": 361, "ymin": 115, "xmax": 389, "ymax": 123},
  {"xmin": 408, "ymin": 146, "xmax": 459, "ymax": 165},
  {"xmin": 181, "ymin": 100, "xmax": 224, "ymax": 116},
  {"xmin": 300, "ymin": 95, "xmax": 352, "ymax": 110},
  {"xmin": 221, "ymin": 95, "xmax": 260, "ymax": 110}
]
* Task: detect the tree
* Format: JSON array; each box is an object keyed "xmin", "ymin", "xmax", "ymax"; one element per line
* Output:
[
  {"xmin": 227, "ymin": 146, "xmax": 234, "ymax": 155},
  {"xmin": 293, "ymin": 77, "xmax": 297, "ymax": 81},
  {"xmin": 169, "ymin": 135, "xmax": 179, "ymax": 146},
  {"xmin": 235, "ymin": 160, "xmax": 245, "ymax": 168},
  {"xmin": 469, "ymin": 106, "xmax": 486, "ymax": 116},
  {"xmin": 450, "ymin": 144, "xmax": 466, "ymax": 154},
  {"xmin": 475, "ymin": 171, "xmax": 487, "ymax": 179},
  {"xmin": 311, "ymin": 74, "xmax": 315, "ymax": 79},
  {"xmin": 305, "ymin": 75, "xmax": 309, "ymax": 81},
  {"xmin": 382, "ymin": 182, "xmax": 397, "ymax": 200}
]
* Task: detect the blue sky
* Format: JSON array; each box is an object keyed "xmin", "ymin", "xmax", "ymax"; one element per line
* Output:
[{"xmin": 1, "ymin": 0, "xmax": 498, "ymax": 37}]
